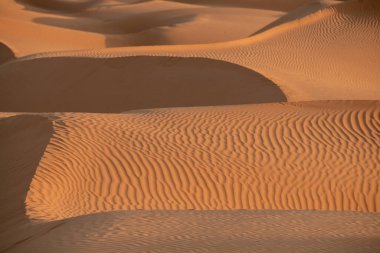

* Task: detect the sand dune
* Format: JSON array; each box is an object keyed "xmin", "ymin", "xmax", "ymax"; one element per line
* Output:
[
  {"xmin": 0, "ymin": 56, "xmax": 286, "ymax": 112},
  {"xmin": 21, "ymin": 101, "xmax": 380, "ymax": 220},
  {"xmin": 1, "ymin": 0, "xmax": 379, "ymax": 252},
  {"xmin": 16, "ymin": 0, "xmax": 380, "ymax": 101},
  {"xmin": 0, "ymin": 0, "xmax": 284, "ymax": 56},
  {"xmin": 251, "ymin": 0, "xmax": 340, "ymax": 35},
  {"xmin": 6, "ymin": 210, "xmax": 380, "ymax": 253}
]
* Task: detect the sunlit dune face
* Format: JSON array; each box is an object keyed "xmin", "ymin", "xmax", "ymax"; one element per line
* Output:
[{"xmin": 25, "ymin": 102, "xmax": 380, "ymax": 220}]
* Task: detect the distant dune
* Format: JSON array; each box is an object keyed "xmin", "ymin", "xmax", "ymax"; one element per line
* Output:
[
  {"xmin": 0, "ymin": 0, "xmax": 284, "ymax": 55},
  {"xmin": 14, "ymin": 0, "xmax": 380, "ymax": 101}
]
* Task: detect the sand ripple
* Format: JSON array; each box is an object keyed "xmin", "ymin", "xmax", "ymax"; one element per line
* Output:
[{"xmin": 25, "ymin": 101, "xmax": 380, "ymax": 220}]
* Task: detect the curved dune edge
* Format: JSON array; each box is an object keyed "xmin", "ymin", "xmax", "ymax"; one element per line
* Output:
[
  {"xmin": 0, "ymin": 114, "xmax": 53, "ymax": 252},
  {"xmin": 0, "ymin": 56, "xmax": 286, "ymax": 113},
  {"xmin": 7, "ymin": 210, "xmax": 380, "ymax": 253},
  {"xmin": 0, "ymin": 42, "xmax": 15, "ymax": 65},
  {"xmin": 17, "ymin": 0, "xmax": 380, "ymax": 101},
  {"xmin": 23, "ymin": 101, "xmax": 380, "ymax": 221}
]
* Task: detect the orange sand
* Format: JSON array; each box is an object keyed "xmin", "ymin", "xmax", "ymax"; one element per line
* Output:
[{"xmin": 1, "ymin": 0, "xmax": 379, "ymax": 252}]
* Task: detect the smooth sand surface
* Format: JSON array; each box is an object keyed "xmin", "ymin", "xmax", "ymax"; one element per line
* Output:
[{"xmin": 1, "ymin": 0, "xmax": 380, "ymax": 252}]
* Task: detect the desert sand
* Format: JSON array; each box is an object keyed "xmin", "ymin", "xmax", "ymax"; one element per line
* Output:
[{"xmin": 0, "ymin": 0, "xmax": 379, "ymax": 252}]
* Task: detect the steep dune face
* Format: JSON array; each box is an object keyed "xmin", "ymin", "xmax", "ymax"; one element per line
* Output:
[
  {"xmin": 25, "ymin": 101, "xmax": 380, "ymax": 220},
  {"xmin": 0, "ymin": 56, "xmax": 286, "ymax": 113},
  {"xmin": 0, "ymin": 115, "xmax": 53, "ymax": 251},
  {"xmin": 8, "ymin": 210, "xmax": 380, "ymax": 253}
]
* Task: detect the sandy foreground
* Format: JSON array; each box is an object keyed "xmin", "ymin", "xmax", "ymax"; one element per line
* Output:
[{"xmin": 0, "ymin": 0, "xmax": 380, "ymax": 252}]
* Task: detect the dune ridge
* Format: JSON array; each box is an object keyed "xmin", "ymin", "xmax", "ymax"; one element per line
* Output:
[{"xmin": 24, "ymin": 101, "xmax": 380, "ymax": 220}]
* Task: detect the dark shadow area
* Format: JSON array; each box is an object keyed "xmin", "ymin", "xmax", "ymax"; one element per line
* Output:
[
  {"xmin": 33, "ymin": 9, "xmax": 196, "ymax": 35},
  {"xmin": 0, "ymin": 43, "xmax": 15, "ymax": 65},
  {"xmin": 16, "ymin": 0, "xmax": 198, "ymax": 47},
  {"xmin": 0, "ymin": 115, "xmax": 53, "ymax": 251},
  {"xmin": 32, "ymin": 8, "xmax": 196, "ymax": 47},
  {"xmin": 17, "ymin": 0, "xmax": 101, "ymax": 13},
  {"xmin": 0, "ymin": 56, "xmax": 287, "ymax": 113}
]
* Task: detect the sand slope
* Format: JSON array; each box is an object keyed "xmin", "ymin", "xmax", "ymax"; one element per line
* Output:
[
  {"xmin": 14, "ymin": 0, "xmax": 380, "ymax": 101},
  {"xmin": 6, "ymin": 210, "xmax": 380, "ymax": 253},
  {"xmin": 0, "ymin": 115, "xmax": 53, "ymax": 251},
  {"xmin": 0, "ymin": 0, "xmax": 284, "ymax": 56},
  {"xmin": 22, "ymin": 101, "xmax": 380, "ymax": 220},
  {"xmin": 0, "ymin": 56, "xmax": 286, "ymax": 113}
]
